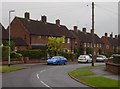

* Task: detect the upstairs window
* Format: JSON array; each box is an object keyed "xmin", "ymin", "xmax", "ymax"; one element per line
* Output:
[{"xmin": 67, "ymin": 38, "xmax": 70, "ymax": 43}]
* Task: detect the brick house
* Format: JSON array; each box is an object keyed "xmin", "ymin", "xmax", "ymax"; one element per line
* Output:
[
  {"xmin": 1, "ymin": 23, "xmax": 9, "ymax": 41},
  {"xmin": 101, "ymin": 33, "xmax": 119, "ymax": 53},
  {"xmin": 1, "ymin": 23, "xmax": 27, "ymax": 50},
  {"xmin": 8, "ymin": 12, "xmax": 75, "ymax": 52},
  {"xmin": 70, "ymin": 26, "xmax": 102, "ymax": 55}
]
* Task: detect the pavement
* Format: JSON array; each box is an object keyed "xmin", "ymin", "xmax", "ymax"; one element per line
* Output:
[{"xmin": 80, "ymin": 64, "xmax": 119, "ymax": 81}]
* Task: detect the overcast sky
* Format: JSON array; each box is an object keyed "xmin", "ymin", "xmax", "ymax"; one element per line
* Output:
[{"xmin": 1, "ymin": 1, "xmax": 118, "ymax": 37}]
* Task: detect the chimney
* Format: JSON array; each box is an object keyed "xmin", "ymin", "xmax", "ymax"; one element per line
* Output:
[
  {"xmin": 41, "ymin": 15, "xmax": 47, "ymax": 23},
  {"xmin": 105, "ymin": 33, "xmax": 108, "ymax": 37},
  {"xmin": 74, "ymin": 26, "xmax": 77, "ymax": 32},
  {"xmin": 110, "ymin": 33, "xmax": 113, "ymax": 38},
  {"xmin": 91, "ymin": 29, "xmax": 94, "ymax": 34},
  {"xmin": 82, "ymin": 28, "xmax": 86, "ymax": 33},
  {"xmin": 115, "ymin": 35, "xmax": 118, "ymax": 39},
  {"xmin": 24, "ymin": 12, "xmax": 30, "ymax": 19},
  {"xmin": 56, "ymin": 19, "xmax": 60, "ymax": 26}
]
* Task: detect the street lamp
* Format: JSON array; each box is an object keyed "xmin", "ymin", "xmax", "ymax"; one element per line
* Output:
[{"xmin": 8, "ymin": 10, "xmax": 15, "ymax": 67}]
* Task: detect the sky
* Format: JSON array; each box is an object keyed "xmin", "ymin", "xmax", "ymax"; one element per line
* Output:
[{"xmin": 0, "ymin": 0, "xmax": 119, "ymax": 37}]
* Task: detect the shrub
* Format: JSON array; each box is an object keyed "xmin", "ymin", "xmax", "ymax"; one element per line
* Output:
[
  {"xmin": 10, "ymin": 51, "xmax": 22, "ymax": 60},
  {"xmin": 2, "ymin": 46, "xmax": 9, "ymax": 61},
  {"xmin": 17, "ymin": 50, "xmax": 47, "ymax": 59},
  {"xmin": 58, "ymin": 51, "xmax": 77, "ymax": 60},
  {"xmin": 112, "ymin": 54, "xmax": 120, "ymax": 64}
]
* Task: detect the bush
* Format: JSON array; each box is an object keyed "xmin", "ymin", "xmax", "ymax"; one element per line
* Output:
[
  {"xmin": 112, "ymin": 54, "xmax": 120, "ymax": 64},
  {"xmin": 17, "ymin": 50, "xmax": 47, "ymax": 59},
  {"xmin": 10, "ymin": 51, "xmax": 22, "ymax": 60},
  {"xmin": 58, "ymin": 51, "xmax": 77, "ymax": 60},
  {"xmin": 2, "ymin": 46, "xmax": 9, "ymax": 61}
]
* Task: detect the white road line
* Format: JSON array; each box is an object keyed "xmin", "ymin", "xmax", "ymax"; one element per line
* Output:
[
  {"xmin": 37, "ymin": 74, "xmax": 39, "ymax": 79},
  {"xmin": 40, "ymin": 69, "xmax": 46, "ymax": 73},
  {"xmin": 41, "ymin": 81, "xmax": 52, "ymax": 89}
]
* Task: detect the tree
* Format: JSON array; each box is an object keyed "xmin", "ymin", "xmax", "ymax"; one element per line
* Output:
[
  {"xmin": 47, "ymin": 36, "xmax": 65, "ymax": 56},
  {"xmin": 2, "ymin": 40, "xmax": 15, "ymax": 51},
  {"xmin": 86, "ymin": 47, "xmax": 93, "ymax": 55}
]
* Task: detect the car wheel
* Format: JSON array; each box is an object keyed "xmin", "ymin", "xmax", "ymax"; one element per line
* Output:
[
  {"xmin": 64, "ymin": 62, "xmax": 66, "ymax": 65},
  {"xmin": 86, "ymin": 60, "xmax": 88, "ymax": 63}
]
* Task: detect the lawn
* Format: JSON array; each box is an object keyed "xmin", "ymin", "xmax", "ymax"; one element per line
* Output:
[
  {"xmin": 68, "ymin": 69, "xmax": 120, "ymax": 89},
  {"xmin": 0, "ymin": 66, "xmax": 24, "ymax": 73},
  {"xmin": 79, "ymin": 76, "xmax": 120, "ymax": 89},
  {"xmin": 68, "ymin": 69, "xmax": 94, "ymax": 76}
]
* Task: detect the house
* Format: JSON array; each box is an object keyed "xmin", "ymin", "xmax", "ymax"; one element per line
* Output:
[
  {"xmin": 70, "ymin": 26, "xmax": 102, "ymax": 55},
  {"xmin": 1, "ymin": 23, "xmax": 9, "ymax": 41},
  {"xmin": 8, "ymin": 12, "xmax": 75, "ymax": 52},
  {"xmin": 101, "ymin": 33, "xmax": 119, "ymax": 53},
  {"xmin": 1, "ymin": 23, "xmax": 27, "ymax": 50}
]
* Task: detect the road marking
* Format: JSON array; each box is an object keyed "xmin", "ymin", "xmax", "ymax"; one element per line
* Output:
[
  {"xmin": 41, "ymin": 81, "xmax": 52, "ymax": 89},
  {"xmin": 40, "ymin": 69, "xmax": 46, "ymax": 73},
  {"xmin": 37, "ymin": 74, "xmax": 39, "ymax": 79}
]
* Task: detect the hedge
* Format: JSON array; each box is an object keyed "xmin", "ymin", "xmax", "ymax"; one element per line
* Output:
[
  {"xmin": 2, "ymin": 46, "xmax": 9, "ymax": 61},
  {"xmin": 112, "ymin": 54, "xmax": 120, "ymax": 64},
  {"xmin": 17, "ymin": 50, "xmax": 47, "ymax": 59}
]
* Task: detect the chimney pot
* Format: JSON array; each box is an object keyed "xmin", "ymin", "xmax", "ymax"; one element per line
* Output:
[
  {"xmin": 110, "ymin": 34, "xmax": 113, "ymax": 38},
  {"xmin": 115, "ymin": 35, "xmax": 117, "ymax": 38},
  {"xmin": 25, "ymin": 12, "xmax": 30, "ymax": 19}
]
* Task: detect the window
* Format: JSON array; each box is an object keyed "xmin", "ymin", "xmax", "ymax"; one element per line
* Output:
[
  {"xmin": 100, "ymin": 44, "xmax": 101, "ymax": 48},
  {"xmin": 84, "ymin": 43, "xmax": 86, "ymax": 47},
  {"xmin": 67, "ymin": 38, "xmax": 70, "ymax": 43},
  {"xmin": 97, "ymin": 44, "xmax": 99, "ymax": 47},
  {"xmin": 87, "ymin": 43, "xmax": 89, "ymax": 47},
  {"xmin": 24, "ymin": 34, "xmax": 26, "ymax": 40},
  {"xmin": 38, "ymin": 36, "xmax": 41, "ymax": 39},
  {"xmin": 106, "ymin": 45, "xmax": 109, "ymax": 49},
  {"xmin": 94, "ymin": 44, "xmax": 96, "ymax": 47}
]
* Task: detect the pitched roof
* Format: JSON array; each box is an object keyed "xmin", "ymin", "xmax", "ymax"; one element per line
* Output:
[
  {"xmin": 16, "ymin": 17, "xmax": 74, "ymax": 38},
  {"xmin": 70, "ymin": 30, "xmax": 102, "ymax": 44},
  {"xmin": 107, "ymin": 37, "xmax": 118, "ymax": 46},
  {"xmin": 1, "ymin": 23, "xmax": 9, "ymax": 40}
]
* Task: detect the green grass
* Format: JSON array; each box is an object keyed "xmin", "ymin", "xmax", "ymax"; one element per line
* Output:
[
  {"xmin": 0, "ymin": 66, "xmax": 24, "ymax": 73},
  {"xmin": 68, "ymin": 69, "xmax": 94, "ymax": 76},
  {"xmin": 78, "ymin": 76, "xmax": 120, "ymax": 89}
]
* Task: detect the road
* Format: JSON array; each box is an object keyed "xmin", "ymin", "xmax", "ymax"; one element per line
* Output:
[{"xmin": 2, "ymin": 63, "xmax": 104, "ymax": 89}]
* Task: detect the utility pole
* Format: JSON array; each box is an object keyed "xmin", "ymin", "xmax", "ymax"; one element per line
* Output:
[{"xmin": 92, "ymin": 2, "xmax": 95, "ymax": 66}]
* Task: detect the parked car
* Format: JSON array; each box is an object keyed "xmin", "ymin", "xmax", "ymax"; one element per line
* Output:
[
  {"xmin": 47, "ymin": 56, "xmax": 67, "ymax": 65},
  {"xmin": 96, "ymin": 55, "xmax": 108, "ymax": 62},
  {"xmin": 78, "ymin": 55, "xmax": 92, "ymax": 63}
]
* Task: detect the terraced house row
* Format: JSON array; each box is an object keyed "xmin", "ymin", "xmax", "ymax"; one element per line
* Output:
[{"xmin": 1, "ymin": 12, "xmax": 120, "ymax": 55}]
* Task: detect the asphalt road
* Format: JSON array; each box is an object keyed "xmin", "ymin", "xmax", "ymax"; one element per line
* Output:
[{"xmin": 2, "ymin": 63, "xmax": 104, "ymax": 89}]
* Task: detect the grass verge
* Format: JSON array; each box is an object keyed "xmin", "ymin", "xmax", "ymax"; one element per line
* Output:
[
  {"xmin": 78, "ymin": 76, "xmax": 120, "ymax": 89},
  {"xmin": 0, "ymin": 66, "xmax": 24, "ymax": 73},
  {"xmin": 68, "ymin": 69, "xmax": 120, "ymax": 89},
  {"xmin": 68, "ymin": 69, "xmax": 94, "ymax": 76}
]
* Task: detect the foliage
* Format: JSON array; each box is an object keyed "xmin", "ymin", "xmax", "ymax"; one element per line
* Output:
[
  {"xmin": 104, "ymin": 51, "xmax": 113, "ymax": 57},
  {"xmin": 2, "ymin": 46, "xmax": 9, "ymax": 61},
  {"xmin": 112, "ymin": 54, "xmax": 120, "ymax": 64},
  {"xmin": 17, "ymin": 50, "xmax": 47, "ymax": 59},
  {"xmin": 2, "ymin": 40, "xmax": 15, "ymax": 51},
  {"xmin": 47, "ymin": 36, "xmax": 65, "ymax": 56},
  {"xmin": 10, "ymin": 51, "xmax": 22, "ymax": 59},
  {"xmin": 86, "ymin": 47, "xmax": 93, "ymax": 54}
]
